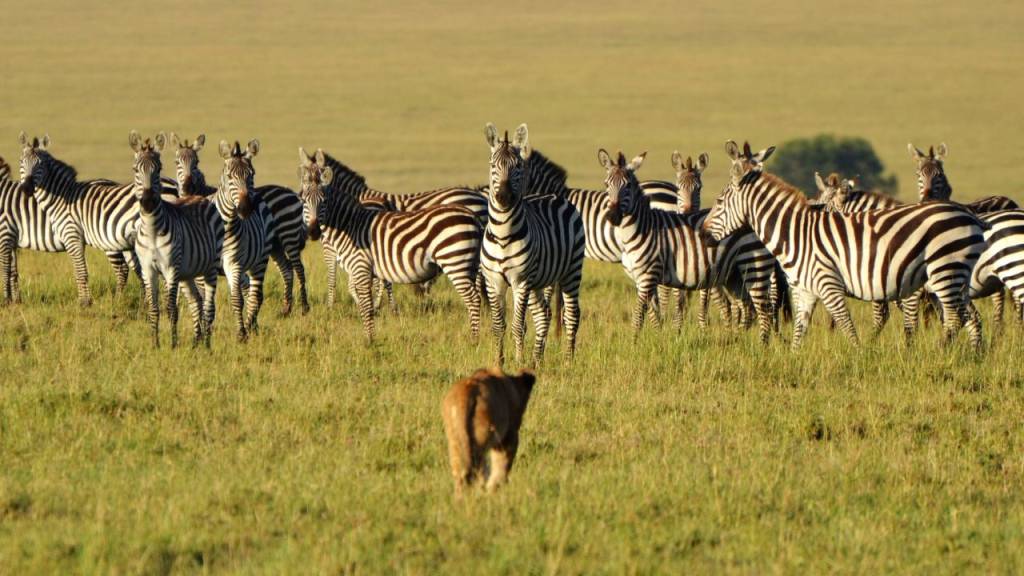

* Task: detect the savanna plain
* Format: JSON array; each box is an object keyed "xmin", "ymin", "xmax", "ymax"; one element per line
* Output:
[{"xmin": 1, "ymin": 0, "xmax": 1023, "ymax": 573}]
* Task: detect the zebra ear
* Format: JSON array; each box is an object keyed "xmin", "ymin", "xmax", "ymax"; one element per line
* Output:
[
  {"xmin": 671, "ymin": 150, "xmax": 684, "ymax": 173},
  {"xmin": 908, "ymin": 143, "xmax": 926, "ymax": 160},
  {"xmin": 754, "ymin": 146, "xmax": 775, "ymax": 164},
  {"xmin": 299, "ymin": 147, "xmax": 311, "ymax": 166},
  {"xmin": 314, "ymin": 148, "xmax": 326, "ymax": 167},
  {"xmin": 725, "ymin": 140, "xmax": 740, "ymax": 160},
  {"xmin": 18, "ymin": 131, "xmax": 28, "ymax": 147},
  {"xmin": 246, "ymin": 139, "xmax": 260, "ymax": 158},
  {"xmin": 321, "ymin": 166, "xmax": 334, "ymax": 186},
  {"xmin": 484, "ymin": 123, "xmax": 499, "ymax": 149},
  {"xmin": 129, "ymin": 130, "xmax": 142, "ymax": 153},
  {"xmin": 41, "ymin": 134, "xmax": 50, "ymax": 150},
  {"xmin": 826, "ymin": 173, "xmax": 840, "ymax": 188},
  {"xmin": 598, "ymin": 149, "xmax": 614, "ymax": 171},
  {"xmin": 170, "ymin": 132, "xmax": 181, "ymax": 148},
  {"xmin": 697, "ymin": 153, "xmax": 709, "ymax": 172},
  {"xmin": 628, "ymin": 152, "xmax": 647, "ymax": 172},
  {"xmin": 154, "ymin": 132, "xmax": 167, "ymax": 152},
  {"xmin": 814, "ymin": 172, "xmax": 827, "ymax": 192},
  {"xmin": 219, "ymin": 140, "xmax": 232, "ymax": 159},
  {"xmin": 936, "ymin": 143, "xmax": 948, "ymax": 160},
  {"xmin": 193, "ymin": 134, "xmax": 205, "ymax": 151},
  {"xmin": 513, "ymin": 123, "xmax": 529, "ymax": 148}
]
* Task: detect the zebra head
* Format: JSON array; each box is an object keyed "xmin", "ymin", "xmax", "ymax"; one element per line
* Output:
[
  {"xmin": 17, "ymin": 132, "xmax": 52, "ymax": 197},
  {"xmin": 298, "ymin": 147, "xmax": 334, "ymax": 241},
  {"xmin": 485, "ymin": 123, "xmax": 531, "ymax": 210},
  {"xmin": 671, "ymin": 151, "xmax": 709, "ymax": 213},
  {"xmin": 217, "ymin": 139, "xmax": 259, "ymax": 220},
  {"xmin": 703, "ymin": 164, "xmax": 751, "ymax": 243},
  {"xmin": 170, "ymin": 132, "xmax": 207, "ymax": 197},
  {"xmin": 814, "ymin": 172, "xmax": 855, "ymax": 211},
  {"xmin": 129, "ymin": 131, "xmax": 166, "ymax": 211},
  {"xmin": 599, "ymin": 149, "xmax": 647, "ymax": 226},
  {"xmin": 908, "ymin": 143, "xmax": 950, "ymax": 201},
  {"xmin": 725, "ymin": 140, "xmax": 774, "ymax": 187}
]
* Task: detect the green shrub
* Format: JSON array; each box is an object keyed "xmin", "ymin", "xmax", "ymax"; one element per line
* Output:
[{"xmin": 773, "ymin": 135, "xmax": 898, "ymax": 197}]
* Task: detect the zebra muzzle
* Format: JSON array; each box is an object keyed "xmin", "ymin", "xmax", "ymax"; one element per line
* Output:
[
  {"xmin": 18, "ymin": 179, "xmax": 35, "ymax": 196},
  {"xmin": 308, "ymin": 218, "xmax": 322, "ymax": 241}
]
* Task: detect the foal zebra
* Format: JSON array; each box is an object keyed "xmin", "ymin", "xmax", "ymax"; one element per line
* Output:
[
  {"xmin": 704, "ymin": 163, "xmax": 988, "ymax": 351},
  {"xmin": 16, "ymin": 133, "xmax": 172, "ymax": 306},
  {"xmin": 299, "ymin": 152, "xmax": 483, "ymax": 341},
  {"xmin": 480, "ymin": 124, "xmax": 585, "ymax": 366},
  {"xmin": 171, "ymin": 133, "xmax": 310, "ymax": 315},
  {"xmin": 601, "ymin": 150, "xmax": 775, "ymax": 342},
  {"xmin": 129, "ymin": 132, "xmax": 222, "ymax": 348},
  {"xmin": 215, "ymin": 140, "xmax": 276, "ymax": 341}
]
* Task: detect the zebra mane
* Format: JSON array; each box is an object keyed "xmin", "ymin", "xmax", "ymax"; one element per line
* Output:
[
  {"xmin": 38, "ymin": 150, "xmax": 79, "ymax": 183},
  {"xmin": 318, "ymin": 151, "xmax": 370, "ymax": 194},
  {"xmin": 525, "ymin": 148, "xmax": 568, "ymax": 194},
  {"xmin": 742, "ymin": 170, "xmax": 809, "ymax": 205}
]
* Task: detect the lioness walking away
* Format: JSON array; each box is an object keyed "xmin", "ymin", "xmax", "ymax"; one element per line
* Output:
[{"xmin": 442, "ymin": 368, "xmax": 536, "ymax": 495}]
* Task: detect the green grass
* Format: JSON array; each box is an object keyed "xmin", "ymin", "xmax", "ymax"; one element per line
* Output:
[{"xmin": 2, "ymin": 0, "xmax": 1024, "ymax": 573}]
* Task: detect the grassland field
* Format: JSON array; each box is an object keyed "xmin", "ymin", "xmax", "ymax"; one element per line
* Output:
[{"xmin": 1, "ymin": 0, "xmax": 1024, "ymax": 573}]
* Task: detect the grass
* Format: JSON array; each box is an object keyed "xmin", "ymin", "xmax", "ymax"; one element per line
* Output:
[{"xmin": 1, "ymin": 0, "xmax": 1024, "ymax": 573}]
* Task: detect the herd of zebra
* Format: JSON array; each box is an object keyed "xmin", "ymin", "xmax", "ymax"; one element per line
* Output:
[{"xmin": 1, "ymin": 125, "xmax": 1021, "ymax": 362}]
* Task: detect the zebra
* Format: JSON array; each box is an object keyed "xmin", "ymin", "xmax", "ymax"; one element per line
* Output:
[
  {"xmin": 703, "ymin": 161, "xmax": 988, "ymax": 351},
  {"xmin": 600, "ymin": 149, "xmax": 775, "ymax": 342},
  {"xmin": 299, "ymin": 151, "xmax": 483, "ymax": 341},
  {"xmin": 129, "ymin": 132, "xmax": 222, "ymax": 348},
  {"xmin": 171, "ymin": 132, "xmax": 310, "ymax": 315},
  {"xmin": 813, "ymin": 172, "xmax": 904, "ymax": 334},
  {"xmin": 817, "ymin": 172, "xmax": 1023, "ymax": 330},
  {"xmin": 909, "ymin": 143, "xmax": 1019, "ymax": 211},
  {"xmin": 481, "ymin": 123, "xmax": 585, "ymax": 366},
  {"xmin": 16, "ymin": 133, "xmax": 175, "ymax": 306},
  {"xmin": 298, "ymin": 148, "xmax": 395, "ymax": 312},
  {"xmin": 214, "ymin": 139, "xmax": 275, "ymax": 342}
]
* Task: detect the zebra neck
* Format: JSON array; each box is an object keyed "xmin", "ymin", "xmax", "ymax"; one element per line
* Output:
[
  {"xmin": 745, "ymin": 188, "xmax": 812, "ymax": 259},
  {"xmin": 37, "ymin": 170, "xmax": 80, "ymax": 206},
  {"xmin": 485, "ymin": 197, "xmax": 524, "ymax": 237},
  {"xmin": 138, "ymin": 198, "xmax": 169, "ymax": 234},
  {"xmin": 618, "ymin": 203, "xmax": 651, "ymax": 244},
  {"xmin": 324, "ymin": 196, "xmax": 373, "ymax": 242}
]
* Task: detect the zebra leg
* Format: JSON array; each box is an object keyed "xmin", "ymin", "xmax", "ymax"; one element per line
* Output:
[
  {"xmin": 180, "ymin": 280, "xmax": 204, "ymax": 348},
  {"xmin": 201, "ymin": 273, "xmax": 217, "ymax": 348},
  {"xmin": 10, "ymin": 249, "xmax": 20, "ymax": 304},
  {"xmin": 653, "ymin": 285, "xmax": 671, "ymax": 328},
  {"xmin": 64, "ymin": 231, "xmax": 92, "ymax": 307},
  {"xmin": 529, "ymin": 288, "xmax": 552, "ymax": 367},
  {"xmin": 965, "ymin": 301, "xmax": 984, "ymax": 353},
  {"xmin": 511, "ymin": 287, "xmax": 530, "ymax": 364},
  {"xmin": 165, "ymin": 275, "xmax": 181, "ymax": 349},
  {"xmin": 820, "ymin": 287, "xmax": 858, "ymax": 346},
  {"xmin": 271, "ymin": 250, "xmax": 295, "ymax": 317},
  {"xmin": 351, "ymin": 262, "xmax": 376, "ymax": 342},
  {"xmin": 713, "ymin": 289, "xmax": 731, "ymax": 327},
  {"xmin": 790, "ymin": 286, "xmax": 818, "ymax": 350},
  {"xmin": 450, "ymin": 270, "xmax": 482, "ymax": 340},
  {"xmin": 899, "ymin": 293, "xmax": 920, "ymax": 342},
  {"xmin": 322, "ymin": 245, "xmax": 337, "ymax": 308},
  {"xmin": 561, "ymin": 269, "xmax": 582, "ymax": 361},
  {"xmin": 294, "ymin": 258, "xmax": 309, "ymax": 315},
  {"xmin": 244, "ymin": 268, "xmax": 267, "ymax": 336},
  {"xmin": 632, "ymin": 282, "xmax": 656, "ymax": 339},
  {"xmin": 542, "ymin": 286, "xmax": 554, "ymax": 327},
  {"xmin": 0, "ymin": 236, "xmax": 13, "ymax": 305},
  {"xmin": 386, "ymin": 281, "xmax": 397, "ymax": 314},
  {"xmin": 226, "ymin": 270, "xmax": 247, "ymax": 342},
  {"xmin": 144, "ymin": 274, "xmax": 160, "ymax": 348},
  {"xmin": 992, "ymin": 290, "xmax": 1005, "ymax": 327},
  {"xmin": 105, "ymin": 251, "xmax": 130, "ymax": 295},
  {"xmin": 871, "ymin": 302, "xmax": 890, "ymax": 336},
  {"xmin": 671, "ymin": 288, "xmax": 684, "ymax": 330},
  {"xmin": 697, "ymin": 289, "xmax": 710, "ymax": 330},
  {"xmin": 484, "ymin": 274, "xmax": 508, "ymax": 366}
]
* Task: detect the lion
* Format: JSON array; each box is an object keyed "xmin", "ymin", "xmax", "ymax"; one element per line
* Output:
[{"xmin": 441, "ymin": 367, "xmax": 537, "ymax": 495}]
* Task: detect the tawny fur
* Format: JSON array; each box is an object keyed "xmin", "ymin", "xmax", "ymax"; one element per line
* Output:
[{"xmin": 441, "ymin": 368, "xmax": 536, "ymax": 495}]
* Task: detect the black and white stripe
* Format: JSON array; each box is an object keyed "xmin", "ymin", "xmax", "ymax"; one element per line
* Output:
[
  {"xmin": 600, "ymin": 150, "xmax": 775, "ymax": 342},
  {"xmin": 299, "ymin": 151, "xmax": 483, "ymax": 341},
  {"xmin": 16, "ymin": 133, "xmax": 174, "ymax": 306},
  {"xmin": 704, "ymin": 164, "xmax": 988, "ymax": 351},
  {"xmin": 214, "ymin": 139, "xmax": 275, "ymax": 341},
  {"xmin": 129, "ymin": 132, "xmax": 223, "ymax": 348},
  {"xmin": 172, "ymin": 133, "xmax": 309, "ymax": 315},
  {"xmin": 909, "ymin": 143, "xmax": 1019, "ymax": 213},
  {"xmin": 480, "ymin": 124, "xmax": 585, "ymax": 366}
]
